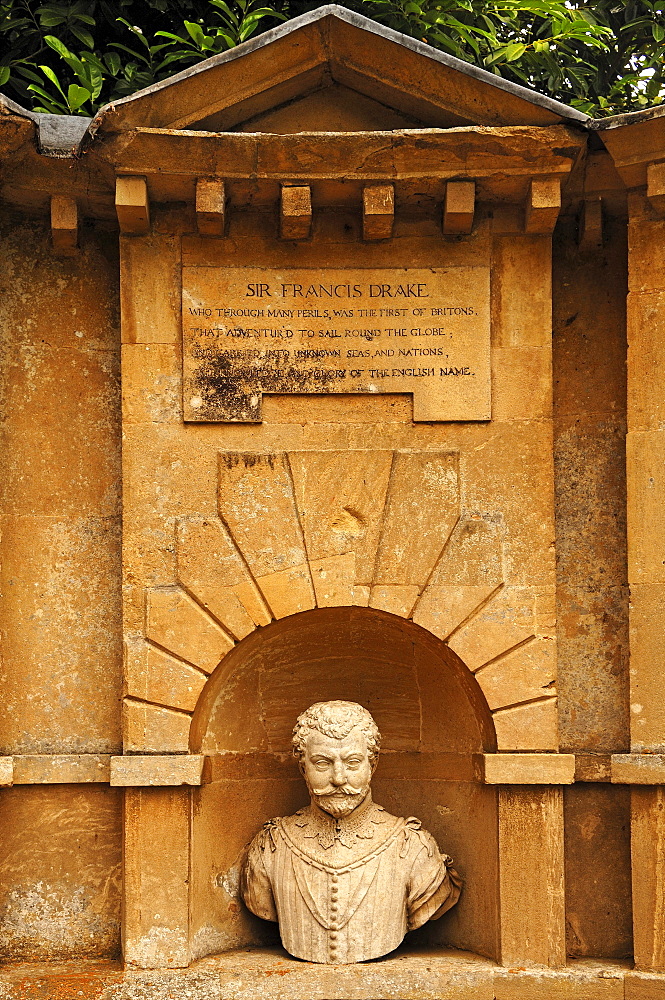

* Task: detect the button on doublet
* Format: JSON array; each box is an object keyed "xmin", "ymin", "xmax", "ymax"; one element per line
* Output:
[
  {"xmin": 329, "ymin": 869, "xmax": 341, "ymax": 958},
  {"xmin": 329, "ymin": 919, "xmax": 340, "ymax": 963}
]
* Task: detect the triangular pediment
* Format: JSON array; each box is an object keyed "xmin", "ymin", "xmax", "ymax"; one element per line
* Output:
[
  {"xmin": 90, "ymin": 5, "xmax": 587, "ymax": 137},
  {"xmin": 232, "ymin": 83, "xmax": 426, "ymax": 134}
]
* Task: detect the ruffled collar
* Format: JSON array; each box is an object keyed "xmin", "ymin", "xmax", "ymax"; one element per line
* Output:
[{"xmin": 292, "ymin": 794, "xmax": 388, "ymax": 850}]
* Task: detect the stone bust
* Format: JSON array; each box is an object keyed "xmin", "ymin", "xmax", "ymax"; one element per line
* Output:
[{"xmin": 241, "ymin": 700, "xmax": 461, "ymax": 964}]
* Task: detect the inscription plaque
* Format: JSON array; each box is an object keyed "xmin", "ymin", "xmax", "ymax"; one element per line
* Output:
[{"xmin": 182, "ymin": 267, "xmax": 490, "ymax": 422}]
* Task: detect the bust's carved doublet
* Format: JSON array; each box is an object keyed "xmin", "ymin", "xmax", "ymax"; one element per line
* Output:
[{"xmin": 241, "ymin": 797, "xmax": 461, "ymax": 964}]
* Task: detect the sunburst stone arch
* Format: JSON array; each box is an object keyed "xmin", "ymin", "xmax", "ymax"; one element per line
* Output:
[{"xmin": 122, "ymin": 449, "xmax": 557, "ymax": 755}]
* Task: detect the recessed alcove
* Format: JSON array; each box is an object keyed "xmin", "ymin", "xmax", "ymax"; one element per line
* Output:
[{"xmin": 189, "ymin": 606, "xmax": 500, "ymax": 963}]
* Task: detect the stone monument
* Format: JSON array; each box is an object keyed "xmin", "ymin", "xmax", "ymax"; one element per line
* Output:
[
  {"xmin": 241, "ymin": 701, "xmax": 461, "ymax": 963},
  {"xmin": 5, "ymin": 3, "xmax": 665, "ymax": 996}
]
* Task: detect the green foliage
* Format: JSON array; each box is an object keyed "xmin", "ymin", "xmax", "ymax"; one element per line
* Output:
[
  {"xmin": 350, "ymin": 0, "xmax": 618, "ymax": 113},
  {"xmin": 0, "ymin": 0, "xmax": 286, "ymax": 114},
  {"xmin": 0, "ymin": 0, "xmax": 664, "ymax": 117}
]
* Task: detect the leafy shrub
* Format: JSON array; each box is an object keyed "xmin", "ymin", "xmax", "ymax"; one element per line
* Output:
[{"xmin": 0, "ymin": 0, "xmax": 663, "ymax": 117}]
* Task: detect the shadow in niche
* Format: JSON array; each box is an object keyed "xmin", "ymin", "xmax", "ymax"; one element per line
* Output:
[{"xmin": 189, "ymin": 606, "xmax": 499, "ymax": 963}]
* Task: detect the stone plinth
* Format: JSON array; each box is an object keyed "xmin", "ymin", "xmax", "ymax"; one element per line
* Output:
[{"xmin": 0, "ymin": 949, "xmax": 641, "ymax": 1000}]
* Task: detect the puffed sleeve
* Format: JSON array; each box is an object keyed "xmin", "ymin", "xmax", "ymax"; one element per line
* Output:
[
  {"xmin": 404, "ymin": 822, "xmax": 462, "ymax": 931},
  {"xmin": 240, "ymin": 822, "xmax": 279, "ymax": 922}
]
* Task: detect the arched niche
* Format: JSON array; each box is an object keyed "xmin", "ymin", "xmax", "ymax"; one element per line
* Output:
[{"xmin": 189, "ymin": 606, "xmax": 500, "ymax": 963}]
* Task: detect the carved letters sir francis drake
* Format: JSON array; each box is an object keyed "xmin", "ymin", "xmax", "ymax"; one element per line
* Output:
[
  {"xmin": 241, "ymin": 701, "xmax": 461, "ymax": 964},
  {"xmin": 182, "ymin": 266, "xmax": 490, "ymax": 422}
]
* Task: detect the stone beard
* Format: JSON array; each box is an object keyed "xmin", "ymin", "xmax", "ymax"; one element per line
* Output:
[{"xmin": 241, "ymin": 700, "xmax": 461, "ymax": 964}]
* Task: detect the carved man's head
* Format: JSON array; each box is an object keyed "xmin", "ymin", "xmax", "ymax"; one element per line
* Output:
[{"xmin": 292, "ymin": 701, "xmax": 381, "ymax": 819}]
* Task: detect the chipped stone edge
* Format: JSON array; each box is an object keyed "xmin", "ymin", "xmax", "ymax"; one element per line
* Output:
[
  {"xmin": 0, "ymin": 757, "xmax": 13, "ymax": 786},
  {"xmin": 611, "ymin": 753, "xmax": 665, "ymax": 784}
]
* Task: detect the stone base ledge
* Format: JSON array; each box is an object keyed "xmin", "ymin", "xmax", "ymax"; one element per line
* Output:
[{"xmin": 0, "ymin": 950, "xmax": 648, "ymax": 1000}]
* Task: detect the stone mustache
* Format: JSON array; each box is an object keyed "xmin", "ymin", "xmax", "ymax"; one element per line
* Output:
[{"xmin": 241, "ymin": 700, "xmax": 461, "ymax": 964}]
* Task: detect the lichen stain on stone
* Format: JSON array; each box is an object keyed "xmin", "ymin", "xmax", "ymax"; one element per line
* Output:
[
  {"xmin": 190, "ymin": 922, "xmax": 244, "ymax": 965},
  {"xmin": 0, "ymin": 786, "xmax": 122, "ymax": 961},
  {"xmin": 191, "ymin": 353, "xmax": 349, "ymax": 422},
  {"xmin": 217, "ymin": 864, "xmax": 241, "ymax": 900},
  {"xmin": 0, "ymin": 967, "xmax": 120, "ymax": 1000},
  {"xmin": 0, "ymin": 882, "xmax": 117, "ymax": 959}
]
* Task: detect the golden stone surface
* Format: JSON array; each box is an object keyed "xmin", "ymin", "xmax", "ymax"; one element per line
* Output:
[{"xmin": 0, "ymin": 2, "xmax": 663, "ymax": 990}]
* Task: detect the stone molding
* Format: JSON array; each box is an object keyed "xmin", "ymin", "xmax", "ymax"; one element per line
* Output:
[
  {"xmin": 5, "ymin": 754, "xmax": 108, "ymax": 784},
  {"xmin": 110, "ymin": 754, "xmax": 205, "ymax": 786},
  {"xmin": 0, "ymin": 753, "xmax": 648, "ymax": 785},
  {"xmin": 611, "ymin": 754, "xmax": 665, "ymax": 784},
  {"xmin": 483, "ymin": 752, "xmax": 575, "ymax": 784}
]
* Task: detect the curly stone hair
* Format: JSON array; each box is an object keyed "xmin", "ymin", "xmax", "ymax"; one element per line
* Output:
[{"xmin": 292, "ymin": 701, "xmax": 381, "ymax": 762}]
